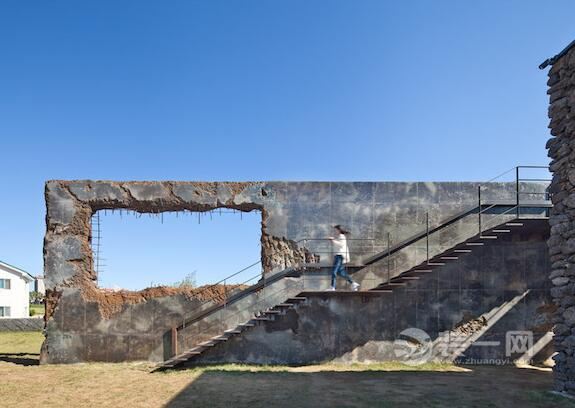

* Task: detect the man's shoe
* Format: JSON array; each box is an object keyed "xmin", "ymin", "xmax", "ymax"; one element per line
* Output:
[
  {"xmin": 351, "ymin": 282, "xmax": 360, "ymax": 291},
  {"xmin": 326, "ymin": 287, "xmax": 336, "ymax": 291}
]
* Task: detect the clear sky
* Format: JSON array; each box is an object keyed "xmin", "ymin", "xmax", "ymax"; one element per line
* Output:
[{"xmin": 0, "ymin": 1, "xmax": 573, "ymax": 288}]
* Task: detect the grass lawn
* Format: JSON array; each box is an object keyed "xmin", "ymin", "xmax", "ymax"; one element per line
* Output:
[
  {"xmin": 0, "ymin": 332, "xmax": 574, "ymax": 408},
  {"xmin": 29, "ymin": 304, "xmax": 45, "ymax": 316}
]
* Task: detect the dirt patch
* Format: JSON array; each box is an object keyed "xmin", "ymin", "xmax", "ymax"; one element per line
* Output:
[{"xmin": 78, "ymin": 278, "xmax": 247, "ymax": 319}]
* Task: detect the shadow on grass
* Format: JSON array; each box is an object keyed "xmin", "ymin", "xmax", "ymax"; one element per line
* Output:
[
  {"xmin": 0, "ymin": 352, "xmax": 40, "ymax": 366},
  {"xmin": 161, "ymin": 366, "xmax": 564, "ymax": 408}
]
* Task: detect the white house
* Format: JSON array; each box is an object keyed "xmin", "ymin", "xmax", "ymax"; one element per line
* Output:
[
  {"xmin": 0, "ymin": 260, "xmax": 34, "ymax": 318},
  {"xmin": 34, "ymin": 275, "xmax": 45, "ymax": 295}
]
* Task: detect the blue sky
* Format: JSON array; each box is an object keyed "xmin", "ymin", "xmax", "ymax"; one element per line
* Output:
[{"xmin": 0, "ymin": 1, "xmax": 572, "ymax": 288}]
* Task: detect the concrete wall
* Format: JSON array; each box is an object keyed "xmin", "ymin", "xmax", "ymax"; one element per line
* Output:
[
  {"xmin": 188, "ymin": 221, "xmax": 553, "ymax": 365},
  {"xmin": 42, "ymin": 180, "xmax": 546, "ymax": 363},
  {"xmin": 544, "ymin": 42, "xmax": 575, "ymax": 394},
  {"xmin": 0, "ymin": 318, "xmax": 43, "ymax": 332}
]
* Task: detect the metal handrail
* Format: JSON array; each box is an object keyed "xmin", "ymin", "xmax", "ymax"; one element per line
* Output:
[{"xmin": 167, "ymin": 165, "xmax": 552, "ymax": 358}]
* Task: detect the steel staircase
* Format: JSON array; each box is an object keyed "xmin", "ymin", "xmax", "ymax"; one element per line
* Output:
[
  {"xmin": 155, "ymin": 166, "xmax": 551, "ymax": 370},
  {"xmin": 156, "ymin": 216, "xmax": 544, "ymax": 370}
]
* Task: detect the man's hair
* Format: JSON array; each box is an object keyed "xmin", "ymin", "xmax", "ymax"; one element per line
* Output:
[{"xmin": 334, "ymin": 225, "xmax": 350, "ymax": 235}]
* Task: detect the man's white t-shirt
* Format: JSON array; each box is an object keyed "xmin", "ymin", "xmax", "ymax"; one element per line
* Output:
[{"xmin": 332, "ymin": 233, "xmax": 351, "ymax": 264}]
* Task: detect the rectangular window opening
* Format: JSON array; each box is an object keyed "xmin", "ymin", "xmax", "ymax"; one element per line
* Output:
[{"xmin": 90, "ymin": 209, "xmax": 262, "ymax": 291}]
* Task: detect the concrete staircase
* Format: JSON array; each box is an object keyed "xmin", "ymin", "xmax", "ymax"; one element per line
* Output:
[{"xmin": 155, "ymin": 218, "xmax": 532, "ymax": 370}]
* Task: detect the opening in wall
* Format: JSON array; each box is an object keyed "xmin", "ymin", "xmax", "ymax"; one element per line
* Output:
[{"xmin": 90, "ymin": 209, "xmax": 262, "ymax": 291}]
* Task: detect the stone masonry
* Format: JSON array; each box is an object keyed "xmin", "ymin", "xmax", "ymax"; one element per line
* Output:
[{"xmin": 543, "ymin": 40, "xmax": 575, "ymax": 394}]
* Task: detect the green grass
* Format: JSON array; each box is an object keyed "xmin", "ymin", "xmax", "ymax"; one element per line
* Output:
[
  {"xmin": 0, "ymin": 331, "xmax": 43, "ymax": 354},
  {"xmin": 29, "ymin": 304, "xmax": 45, "ymax": 316}
]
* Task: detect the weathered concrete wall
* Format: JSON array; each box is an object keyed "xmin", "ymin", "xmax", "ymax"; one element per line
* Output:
[
  {"xmin": 43, "ymin": 179, "xmax": 544, "ymax": 363},
  {"xmin": 0, "ymin": 318, "xmax": 43, "ymax": 332},
  {"xmin": 188, "ymin": 221, "xmax": 553, "ymax": 365},
  {"xmin": 545, "ymin": 42, "xmax": 575, "ymax": 394}
]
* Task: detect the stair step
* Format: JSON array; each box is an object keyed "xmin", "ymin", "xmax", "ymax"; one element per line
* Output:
[
  {"xmin": 480, "ymin": 235, "xmax": 498, "ymax": 239},
  {"xmin": 254, "ymin": 316, "xmax": 273, "ymax": 321},
  {"xmin": 172, "ymin": 357, "xmax": 192, "ymax": 362},
  {"xmin": 212, "ymin": 336, "xmax": 229, "ymax": 341},
  {"xmin": 426, "ymin": 262, "xmax": 445, "ymax": 266},
  {"xmin": 238, "ymin": 322, "xmax": 255, "ymax": 328},
  {"xmin": 181, "ymin": 351, "xmax": 202, "ymax": 357},
  {"xmin": 276, "ymin": 303, "xmax": 295, "ymax": 308},
  {"xmin": 264, "ymin": 310, "xmax": 282, "ymax": 314},
  {"xmin": 381, "ymin": 282, "xmax": 406, "ymax": 287},
  {"xmin": 453, "ymin": 249, "xmax": 472, "ymax": 253},
  {"xmin": 466, "ymin": 242, "xmax": 484, "ymax": 246},
  {"xmin": 286, "ymin": 297, "xmax": 307, "ymax": 303},
  {"xmin": 198, "ymin": 341, "xmax": 216, "ymax": 346},
  {"xmin": 411, "ymin": 269, "xmax": 433, "ymax": 273},
  {"xmin": 506, "ymin": 222, "xmax": 523, "ymax": 227},
  {"xmin": 398, "ymin": 276, "xmax": 420, "ymax": 280},
  {"xmin": 224, "ymin": 329, "xmax": 242, "ymax": 334},
  {"xmin": 492, "ymin": 229, "xmax": 511, "ymax": 233},
  {"xmin": 440, "ymin": 256, "xmax": 458, "ymax": 260}
]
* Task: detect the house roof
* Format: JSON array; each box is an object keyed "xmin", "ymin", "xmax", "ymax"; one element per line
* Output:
[
  {"xmin": 0, "ymin": 260, "xmax": 35, "ymax": 282},
  {"xmin": 539, "ymin": 39, "xmax": 575, "ymax": 69}
]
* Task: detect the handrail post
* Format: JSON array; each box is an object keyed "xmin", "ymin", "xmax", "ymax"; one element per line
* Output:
[
  {"xmin": 171, "ymin": 326, "xmax": 178, "ymax": 357},
  {"xmin": 516, "ymin": 166, "xmax": 520, "ymax": 218},
  {"xmin": 426, "ymin": 212, "xmax": 429, "ymax": 264},
  {"xmin": 223, "ymin": 278, "xmax": 227, "ymax": 326},
  {"xmin": 387, "ymin": 232, "xmax": 391, "ymax": 284},
  {"xmin": 478, "ymin": 185, "xmax": 482, "ymax": 235}
]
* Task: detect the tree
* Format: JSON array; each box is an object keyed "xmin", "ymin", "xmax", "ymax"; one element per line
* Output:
[{"xmin": 29, "ymin": 291, "xmax": 44, "ymax": 304}]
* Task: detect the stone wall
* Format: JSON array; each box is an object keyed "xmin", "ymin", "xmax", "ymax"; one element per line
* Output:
[{"xmin": 544, "ymin": 42, "xmax": 575, "ymax": 394}]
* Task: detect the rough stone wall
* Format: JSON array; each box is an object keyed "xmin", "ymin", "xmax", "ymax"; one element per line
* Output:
[{"xmin": 545, "ymin": 45, "xmax": 575, "ymax": 394}]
